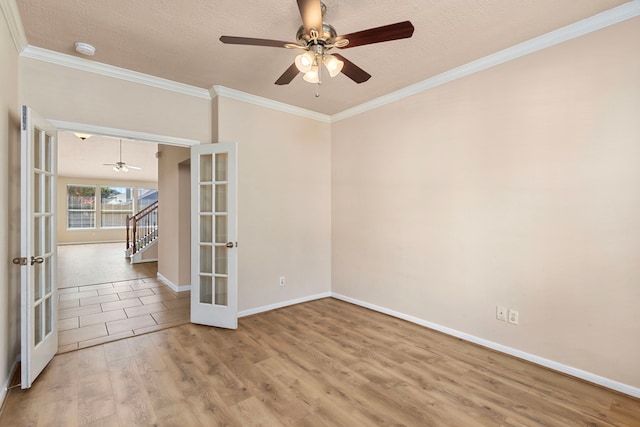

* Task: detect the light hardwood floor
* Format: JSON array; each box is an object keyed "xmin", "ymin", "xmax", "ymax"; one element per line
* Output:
[
  {"xmin": 57, "ymin": 243, "xmax": 158, "ymax": 289},
  {"xmin": 1, "ymin": 298, "xmax": 638, "ymax": 426}
]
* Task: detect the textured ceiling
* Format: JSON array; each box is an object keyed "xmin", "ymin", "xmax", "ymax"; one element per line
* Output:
[
  {"xmin": 17, "ymin": 0, "xmax": 628, "ymax": 115},
  {"xmin": 58, "ymin": 132, "xmax": 158, "ymax": 182}
]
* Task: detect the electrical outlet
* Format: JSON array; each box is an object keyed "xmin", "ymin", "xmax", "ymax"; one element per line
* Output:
[
  {"xmin": 508, "ymin": 309, "xmax": 519, "ymax": 325},
  {"xmin": 496, "ymin": 306, "xmax": 507, "ymax": 321},
  {"xmin": 279, "ymin": 276, "xmax": 285, "ymax": 287}
]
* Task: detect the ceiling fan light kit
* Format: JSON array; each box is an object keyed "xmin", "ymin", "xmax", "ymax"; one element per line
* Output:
[{"xmin": 219, "ymin": 0, "xmax": 414, "ymax": 94}]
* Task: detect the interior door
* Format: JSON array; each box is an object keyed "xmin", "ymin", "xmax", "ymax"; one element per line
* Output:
[
  {"xmin": 19, "ymin": 106, "xmax": 58, "ymax": 388},
  {"xmin": 190, "ymin": 142, "xmax": 238, "ymax": 328}
]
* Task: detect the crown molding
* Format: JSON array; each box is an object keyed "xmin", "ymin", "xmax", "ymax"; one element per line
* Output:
[
  {"xmin": 49, "ymin": 120, "xmax": 200, "ymax": 146},
  {"xmin": 12, "ymin": 1, "xmax": 639, "ymax": 124},
  {"xmin": 0, "ymin": 0, "xmax": 28, "ymax": 52},
  {"xmin": 20, "ymin": 45, "xmax": 212, "ymax": 100},
  {"xmin": 332, "ymin": 0, "xmax": 640, "ymax": 122},
  {"xmin": 211, "ymin": 85, "xmax": 331, "ymax": 123}
]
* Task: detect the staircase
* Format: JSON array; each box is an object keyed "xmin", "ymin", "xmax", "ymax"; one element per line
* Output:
[{"xmin": 126, "ymin": 201, "xmax": 158, "ymax": 264}]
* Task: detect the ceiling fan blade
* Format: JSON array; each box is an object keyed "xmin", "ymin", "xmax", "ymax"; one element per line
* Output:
[
  {"xmin": 297, "ymin": 0, "xmax": 323, "ymax": 35},
  {"xmin": 275, "ymin": 63, "xmax": 300, "ymax": 85},
  {"xmin": 126, "ymin": 165, "xmax": 142, "ymax": 170},
  {"xmin": 335, "ymin": 21, "xmax": 415, "ymax": 49},
  {"xmin": 219, "ymin": 36, "xmax": 290, "ymax": 48},
  {"xmin": 333, "ymin": 54, "xmax": 371, "ymax": 84},
  {"xmin": 103, "ymin": 163, "xmax": 117, "ymax": 166}
]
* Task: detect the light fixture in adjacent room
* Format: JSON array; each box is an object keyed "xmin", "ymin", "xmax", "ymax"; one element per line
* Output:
[
  {"xmin": 104, "ymin": 139, "xmax": 141, "ymax": 172},
  {"xmin": 74, "ymin": 132, "xmax": 92, "ymax": 141},
  {"xmin": 74, "ymin": 42, "xmax": 95, "ymax": 56}
]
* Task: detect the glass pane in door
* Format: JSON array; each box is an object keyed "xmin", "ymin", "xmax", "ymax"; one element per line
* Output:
[
  {"xmin": 215, "ymin": 153, "xmax": 228, "ymax": 181},
  {"xmin": 215, "ymin": 278, "xmax": 228, "ymax": 306},
  {"xmin": 200, "ymin": 215, "xmax": 212, "ymax": 243},
  {"xmin": 45, "ymin": 298, "xmax": 52, "ymax": 336},
  {"xmin": 33, "ymin": 173, "xmax": 41, "ymax": 213},
  {"xmin": 215, "ymin": 216, "xmax": 227, "ymax": 243},
  {"xmin": 34, "ymin": 302, "xmax": 43, "ymax": 345},
  {"xmin": 215, "ymin": 247, "xmax": 228, "ymax": 275},
  {"xmin": 200, "ymin": 276, "xmax": 213, "ymax": 304},
  {"xmin": 44, "ymin": 134, "xmax": 52, "ymax": 173},
  {"xmin": 215, "ymin": 185, "xmax": 227, "ymax": 212},
  {"xmin": 200, "ymin": 246, "xmax": 212, "ymax": 273},
  {"xmin": 200, "ymin": 185, "xmax": 213, "ymax": 213},
  {"xmin": 200, "ymin": 154, "xmax": 213, "ymax": 181}
]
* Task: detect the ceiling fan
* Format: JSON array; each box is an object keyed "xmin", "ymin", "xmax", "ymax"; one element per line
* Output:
[
  {"xmin": 103, "ymin": 140, "xmax": 141, "ymax": 172},
  {"xmin": 219, "ymin": 0, "xmax": 414, "ymax": 91}
]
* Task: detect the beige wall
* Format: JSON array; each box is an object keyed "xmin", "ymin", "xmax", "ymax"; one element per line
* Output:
[
  {"xmin": 19, "ymin": 57, "xmax": 212, "ymax": 143},
  {"xmin": 331, "ymin": 18, "xmax": 640, "ymax": 388},
  {"xmin": 157, "ymin": 145, "xmax": 190, "ymax": 286},
  {"xmin": 56, "ymin": 176, "xmax": 157, "ymax": 244},
  {"xmin": 217, "ymin": 97, "xmax": 332, "ymax": 311},
  {"xmin": 0, "ymin": 5, "xmax": 21, "ymax": 398}
]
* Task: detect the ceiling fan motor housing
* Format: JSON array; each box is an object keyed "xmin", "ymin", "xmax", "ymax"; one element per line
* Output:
[{"xmin": 296, "ymin": 23, "xmax": 338, "ymax": 46}]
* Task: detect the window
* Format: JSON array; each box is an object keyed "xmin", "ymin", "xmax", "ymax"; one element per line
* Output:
[
  {"xmin": 137, "ymin": 188, "xmax": 158, "ymax": 210},
  {"xmin": 67, "ymin": 183, "xmax": 157, "ymax": 230},
  {"xmin": 100, "ymin": 186, "xmax": 134, "ymax": 228},
  {"xmin": 67, "ymin": 185, "xmax": 96, "ymax": 229}
]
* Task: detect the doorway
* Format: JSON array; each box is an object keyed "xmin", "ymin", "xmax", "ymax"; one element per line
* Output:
[{"xmin": 51, "ymin": 123, "xmax": 197, "ymax": 353}]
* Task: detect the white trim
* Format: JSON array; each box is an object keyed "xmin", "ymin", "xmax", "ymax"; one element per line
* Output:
[
  {"xmin": 49, "ymin": 120, "xmax": 200, "ymax": 147},
  {"xmin": 156, "ymin": 272, "xmax": 191, "ymax": 292},
  {"xmin": 331, "ymin": 1, "xmax": 640, "ymax": 122},
  {"xmin": 20, "ymin": 46, "xmax": 212, "ymax": 100},
  {"xmin": 211, "ymin": 85, "xmax": 331, "ymax": 124},
  {"xmin": 330, "ymin": 293, "xmax": 640, "ymax": 399},
  {"xmin": 0, "ymin": 0, "xmax": 27, "ymax": 53},
  {"xmin": 1, "ymin": 354, "xmax": 21, "ymax": 408},
  {"xmin": 238, "ymin": 292, "xmax": 332, "ymax": 318},
  {"xmin": 130, "ymin": 257, "xmax": 158, "ymax": 264}
]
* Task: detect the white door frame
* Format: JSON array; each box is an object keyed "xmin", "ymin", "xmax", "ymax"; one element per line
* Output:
[{"xmin": 49, "ymin": 121, "xmax": 200, "ymax": 148}]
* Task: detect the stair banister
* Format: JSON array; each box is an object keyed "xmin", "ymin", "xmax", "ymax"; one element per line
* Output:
[{"xmin": 126, "ymin": 201, "xmax": 159, "ymax": 255}]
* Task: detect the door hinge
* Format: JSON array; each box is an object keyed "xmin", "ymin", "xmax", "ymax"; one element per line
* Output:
[{"xmin": 12, "ymin": 257, "xmax": 27, "ymax": 266}]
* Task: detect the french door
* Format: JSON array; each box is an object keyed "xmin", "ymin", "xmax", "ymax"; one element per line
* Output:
[
  {"xmin": 19, "ymin": 106, "xmax": 58, "ymax": 388},
  {"xmin": 190, "ymin": 142, "xmax": 238, "ymax": 329}
]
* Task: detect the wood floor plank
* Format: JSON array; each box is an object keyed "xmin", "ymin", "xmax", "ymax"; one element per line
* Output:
[
  {"xmin": 3, "ymin": 298, "xmax": 639, "ymax": 427},
  {"xmin": 108, "ymin": 357, "xmax": 158, "ymax": 426}
]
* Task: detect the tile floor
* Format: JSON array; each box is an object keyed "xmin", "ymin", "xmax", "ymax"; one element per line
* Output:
[{"xmin": 57, "ymin": 277, "xmax": 190, "ymax": 353}]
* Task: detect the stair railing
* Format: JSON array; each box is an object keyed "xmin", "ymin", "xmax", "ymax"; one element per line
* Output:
[{"xmin": 126, "ymin": 201, "xmax": 159, "ymax": 255}]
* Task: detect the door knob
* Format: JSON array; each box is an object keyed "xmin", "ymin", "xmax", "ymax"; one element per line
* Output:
[
  {"xmin": 225, "ymin": 242, "xmax": 234, "ymax": 248},
  {"xmin": 31, "ymin": 256, "xmax": 44, "ymax": 265}
]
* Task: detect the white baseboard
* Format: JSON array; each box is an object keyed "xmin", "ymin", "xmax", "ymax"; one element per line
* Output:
[
  {"xmin": 130, "ymin": 257, "xmax": 158, "ymax": 264},
  {"xmin": 330, "ymin": 293, "xmax": 640, "ymax": 399},
  {"xmin": 238, "ymin": 292, "xmax": 332, "ymax": 318},
  {"xmin": 156, "ymin": 272, "xmax": 191, "ymax": 292},
  {"xmin": 1, "ymin": 354, "xmax": 21, "ymax": 409}
]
